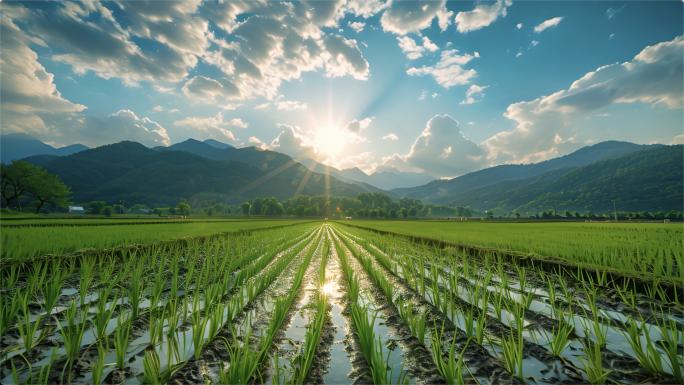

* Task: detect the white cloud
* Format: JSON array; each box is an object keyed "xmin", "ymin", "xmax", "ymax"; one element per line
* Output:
[
  {"xmin": 270, "ymin": 124, "xmax": 317, "ymax": 159},
  {"xmin": 344, "ymin": 118, "xmax": 372, "ymax": 133},
  {"xmin": 322, "ymin": 35, "xmax": 370, "ymax": 80},
  {"xmin": 432, "ymin": 93, "xmax": 440, "ymax": 98},
  {"xmin": 609, "ymin": 34, "xmax": 615, "ymax": 40},
  {"xmin": 248, "ymin": 136, "xmax": 269, "ymax": 150},
  {"xmin": 419, "ymin": 90, "xmax": 428, "ymax": 100},
  {"xmin": 254, "ymin": 103, "xmax": 270, "ymax": 110},
  {"xmin": 154, "ymin": 85, "xmax": 176, "ymax": 94},
  {"xmin": 276, "ymin": 101, "xmax": 308, "ymax": 110},
  {"xmin": 380, "ymin": 0, "xmax": 449, "ymax": 34},
  {"xmin": 516, "ymin": 52, "xmax": 522, "ymax": 57},
  {"xmin": 348, "ymin": 21, "xmax": 366, "ymax": 33},
  {"xmin": 423, "ymin": 37, "xmax": 439, "ymax": 52},
  {"xmin": 516, "ymin": 23, "xmax": 523, "ymax": 30},
  {"xmin": 168, "ymin": 109, "xmax": 180, "ymax": 113},
  {"xmin": 345, "ymin": 0, "xmax": 389, "ymax": 18},
  {"xmin": 534, "ymin": 17, "xmax": 563, "ymax": 33},
  {"xmin": 152, "ymin": 106, "xmax": 164, "ymax": 112},
  {"xmin": 467, "ymin": 122, "xmax": 475, "ymax": 125},
  {"xmin": 335, "ymin": 151, "xmax": 374, "ymax": 171},
  {"xmin": 182, "ymin": 76, "xmax": 241, "ymax": 102},
  {"xmin": 383, "ymin": 133, "xmax": 399, "ymax": 140},
  {"xmin": 454, "ymin": 0, "xmax": 512, "ymax": 33},
  {"xmin": 396, "ymin": 36, "xmax": 436, "ymax": 59},
  {"xmin": 595, "ymin": 113, "xmax": 611, "ymax": 117},
  {"xmin": 173, "ymin": 112, "xmax": 241, "ymax": 141},
  {"xmin": 0, "ymin": 14, "xmax": 87, "ymax": 141},
  {"xmin": 220, "ymin": 103, "xmax": 243, "ymax": 110},
  {"xmin": 606, "ymin": 5, "xmax": 625, "ymax": 20},
  {"xmin": 530, "ymin": 40, "xmax": 539, "ymax": 47},
  {"xmin": 669, "ymin": 134, "xmax": 684, "ymax": 145},
  {"xmin": 381, "ymin": 115, "xmax": 487, "ymax": 178},
  {"xmin": 407, "ymin": 50, "xmax": 479, "ymax": 88},
  {"xmin": 484, "ymin": 36, "xmax": 684, "ymax": 163},
  {"xmin": 461, "ymin": 84, "xmax": 489, "ymax": 104}
]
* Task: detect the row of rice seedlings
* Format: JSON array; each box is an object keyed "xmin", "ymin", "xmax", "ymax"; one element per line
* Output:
[
  {"xmin": 9, "ymin": 347, "xmax": 57, "ymax": 385},
  {"xmin": 292, "ymin": 292, "xmax": 329, "ymax": 384},
  {"xmin": 430, "ymin": 321, "xmax": 471, "ymax": 385},
  {"xmin": 330, "ymin": 232, "xmax": 360, "ymax": 303},
  {"xmin": 351, "ymin": 303, "xmax": 404, "ymax": 384}
]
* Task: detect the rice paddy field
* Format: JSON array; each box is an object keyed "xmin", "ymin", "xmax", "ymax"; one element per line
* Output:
[{"xmin": 0, "ymin": 221, "xmax": 682, "ymax": 385}]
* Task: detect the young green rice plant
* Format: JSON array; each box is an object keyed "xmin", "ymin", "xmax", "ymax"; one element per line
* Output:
[
  {"xmin": 17, "ymin": 289, "xmax": 48, "ymax": 352},
  {"xmin": 578, "ymin": 337, "xmax": 612, "ymax": 384},
  {"xmin": 128, "ymin": 258, "xmax": 146, "ymax": 320},
  {"xmin": 150, "ymin": 304, "xmax": 167, "ymax": 345},
  {"xmin": 41, "ymin": 261, "xmax": 68, "ymax": 316},
  {"xmin": 114, "ymin": 309, "xmax": 132, "ymax": 370},
  {"xmin": 2, "ymin": 264, "xmax": 20, "ymax": 290},
  {"xmin": 496, "ymin": 327, "xmax": 524, "ymax": 380},
  {"xmin": 319, "ymin": 241, "xmax": 328, "ymax": 287},
  {"xmin": 27, "ymin": 261, "xmax": 48, "ymax": 296},
  {"xmin": 493, "ymin": 289, "xmax": 505, "ymax": 320},
  {"xmin": 410, "ymin": 307, "xmax": 428, "ymax": 345},
  {"xmin": 93, "ymin": 289, "xmax": 119, "ymax": 342},
  {"xmin": 459, "ymin": 307, "xmax": 475, "ymax": 339},
  {"xmin": 351, "ymin": 303, "xmax": 379, "ymax": 368},
  {"xmin": 1, "ymin": 289, "xmax": 22, "ymax": 337},
  {"xmin": 652, "ymin": 313, "xmax": 684, "ymax": 383},
  {"xmin": 613, "ymin": 278, "xmax": 636, "ymax": 309},
  {"xmin": 57, "ymin": 302, "xmax": 89, "ymax": 370},
  {"xmin": 618, "ymin": 316, "xmax": 667, "ymax": 380},
  {"xmin": 475, "ymin": 296, "xmax": 488, "ymax": 345},
  {"xmin": 294, "ymin": 293, "xmax": 328, "ymax": 384},
  {"xmin": 91, "ymin": 341, "xmax": 107, "ymax": 385},
  {"xmin": 79, "ymin": 256, "xmax": 97, "ymax": 307},
  {"xmin": 431, "ymin": 321, "xmax": 470, "ymax": 385},
  {"xmin": 580, "ymin": 284, "xmax": 608, "ymax": 348},
  {"xmin": 540, "ymin": 317, "xmax": 574, "ymax": 358},
  {"xmin": 142, "ymin": 347, "xmax": 162, "ymax": 384},
  {"xmin": 516, "ymin": 265, "xmax": 527, "ymax": 293},
  {"xmin": 190, "ymin": 293, "xmax": 211, "ymax": 359},
  {"xmin": 219, "ymin": 326, "xmax": 261, "ymax": 385}
]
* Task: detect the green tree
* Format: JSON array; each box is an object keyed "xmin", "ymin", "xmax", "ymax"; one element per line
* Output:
[
  {"xmin": 408, "ymin": 207, "xmax": 417, "ymax": 217},
  {"xmin": 575, "ymin": 212, "xmax": 582, "ymax": 218},
  {"xmin": 1, "ymin": 160, "xmax": 44, "ymax": 212},
  {"xmin": 88, "ymin": 201, "xmax": 106, "ymax": 214},
  {"xmin": 369, "ymin": 210, "xmax": 378, "ymax": 218},
  {"xmin": 103, "ymin": 206, "xmax": 114, "ymax": 217},
  {"xmin": 206, "ymin": 206, "xmax": 214, "ymax": 216},
  {"xmin": 564, "ymin": 210, "xmax": 572, "ymax": 217},
  {"xmin": 516, "ymin": 212, "xmax": 521, "ymax": 218},
  {"xmin": 295, "ymin": 205, "xmax": 306, "ymax": 217},
  {"xmin": 389, "ymin": 209, "xmax": 397, "ymax": 218},
  {"xmin": 241, "ymin": 202, "xmax": 251, "ymax": 216},
  {"xmin": 286, "ymin": 206, "xmax": 295, "ymax": 216},
  {"xmin": 29, "ymin": 170, "xmax": 72, "ymax": 213},
  {"xmin": 462, "ymin": 207, "xmax": 473, "ymax": 217},
  {"xmin": 177, "ymin": 202, "xmax": 191, "ymax": 215},
  {"xmin": 399, "ymin": 208, "xmax": 408, "ymax": 218}
]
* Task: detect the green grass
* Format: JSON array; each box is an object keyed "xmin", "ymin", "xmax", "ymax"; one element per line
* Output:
[
  {"xmin": 339, "ymin": 220, "xmax": 682, "ymax": 280},
  {"xmin": 1, "ymin": 220, "xmax": 316, "ymax": 261}
]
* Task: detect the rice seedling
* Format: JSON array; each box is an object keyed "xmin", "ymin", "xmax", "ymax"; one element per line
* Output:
[
  {"xmin": 580, "ymin": 284, "xmax": 609, "ymax": 348},
  {"xmin": 79, "ymin": 256, "xmax": 97, "ymax": 307},
  {"xmin": 17, "ymin": 289, "xmax": 48, "ymax": 352},
  {"xmin": 293, "ymin": 293, "xmax": 328, "ymax": 384},
  {"xmin": 618, "ymin": 316, "xmax": 667, "ymax": 380},
  {"xmin": 578, "ymin": 337, "xmax": 612, "ymax": 384},
  {"xmin": 57, "ymin": 302, "xmax": 89, "ymax": 371},
  {"xmin": 91, "ymin": 341, "xmax": 107, "ymax": 385},
  {"xmin": 41, "ymin": 261, "xmax": 68, "ymax": 316},
  {"xmin": 431, "ymin": 321, "xmax": 470, "ymax": 385},
  {"xmin": 219, "ymin": 326, "xmax": 261, "ymax": 385},
  {"xmin": 652, "ymin": 313, "xmax": 684, "ymax": 383},
  {"xmin": 540, "ymin": 318, "xmax": 574, "ymax": 358},
  {"xmin": 114, "ymin": 309, "xmax": 132, "ymax": 370},
  {"xmin": 142, "ymin": 347, "xmax": 162, "ymax": 384},
  {"xmin": 496, "ymin": 327, "xmax": 525, "ymax": 380},
  {"xmin": 93, "ymin": 288, "xmax": 118, "ymax": 341},
  {"xmin": 128, "ymin": 258, "xmax": 146, "ymax": 320},
  {"xmin": 2, "ymin": 264, "xmax": 20, "ymax": 290},
  {"xmin": 1, "ymin": 289, "xmax": 22, "ymax": 336},
  {"xmin": 409, "ymin": 307, "xmax": 428, "ymax": 345}
]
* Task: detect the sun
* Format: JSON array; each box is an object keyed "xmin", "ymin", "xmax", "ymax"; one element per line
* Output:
[{"xmin": 314, "ymin": 125, "xmax": 349, "ymax": 157}]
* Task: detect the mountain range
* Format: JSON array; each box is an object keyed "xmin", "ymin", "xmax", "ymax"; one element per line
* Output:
[
  {"xmin": 4, "ymin": 133, "xmax": 681, "ymax": 213},
  {"xmin": 1, "ymin": 133, "xmax": 90, "ymax": 163}
]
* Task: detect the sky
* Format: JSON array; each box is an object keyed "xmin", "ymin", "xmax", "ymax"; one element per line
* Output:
[{"xmin": 1, "ymin": 0, "xmax": 683, "ymax": 178}]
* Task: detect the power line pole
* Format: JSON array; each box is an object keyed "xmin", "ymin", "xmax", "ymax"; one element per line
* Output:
[{"xmin": 614, "ymin": 202, "xmax": 617, "ymax": 222}]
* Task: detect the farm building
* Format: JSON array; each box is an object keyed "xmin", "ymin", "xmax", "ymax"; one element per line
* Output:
[{"xmin": 68, "ymin": 206, "xmax": 85, "ymax": 213}]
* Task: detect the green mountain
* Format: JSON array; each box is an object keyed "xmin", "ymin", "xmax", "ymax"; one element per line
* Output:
[
  {"xmin": 33, "ymin": 141, "xmax": 376, "ymax": 206},
  {"xmin": 1, "ymin": 133, "xmax": 89, "ymax": 163},
  {"xmin": 441, "ymin": 145, "xmax": 683, "ymax": 215}
]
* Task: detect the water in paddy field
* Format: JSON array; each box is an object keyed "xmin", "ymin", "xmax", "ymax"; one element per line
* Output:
[{"xmin": 1, "ymin": 223, "xmax": 682, "ymax": 385}]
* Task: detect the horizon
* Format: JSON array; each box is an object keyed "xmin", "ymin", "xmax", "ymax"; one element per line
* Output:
[{"xmin": 2, "ymin": 0, "xmax": 682, "ymax": 179}]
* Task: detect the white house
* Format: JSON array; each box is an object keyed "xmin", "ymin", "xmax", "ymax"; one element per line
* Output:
[{"xmin": 68, "ymin": 206, "xmax": 85, "ymax": 213}]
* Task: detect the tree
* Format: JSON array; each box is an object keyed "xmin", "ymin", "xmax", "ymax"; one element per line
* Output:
[
  {"xmin": 250, "ymin": 197, "xmax": 266, "ymax": 215},
  {"xmin": 29, "ymin": 171, "xmax": 72, "ymax": 213},
  {"xmin": 462, "ymin": 207, "xmax": 473, "ymax": 218},
  {"xmin": 370, "ymin": 210, "xmax": 378, "ymax": 218},
  {"xmin": 103, "ymin": 206, "xmax": 114, "ymax": 217},
  {"xmin": 575, "ymin": 212, "xmax": 582, "ymax": 218},
  {"xmin": 177, "ymin": 202, "xmax": 191, "ymax": 215},
  {"xmin": 286, "ymin": 206, "xmax": 295, "ymax": 216},
  {"xmin": 88, "ymin": 201, "xmax": 106, "ymax": 214},
  {"xmin": 206, "ymin": 206, "xmax": 214, "ymax": 216},
  {"xmin": 169, "ymin": 207, "xmax": 176, "ymax": 215},
  {"xmin": 564, "ymin": 210, "xmax": 572, "ymax": 218},
  {"xmin": 241, "ymin": 202, "xmax": 251, "ymax": 216},
  {"xmin": 1, "ymin": 161, "xmax": 44, "ymax": 211},
  {"xmin": 399, "ymin": 208, "xmax": 408, "ymax": 218},
  {"xmin": 486, "ymin": 210, "xmax": 494, "ymax": 218},
  {"xmin": 516, "ymin": 212, "xmax": 521, "ymax": 218},
  {"xmin": 408, "ymin": 207, "xmax": 417, "ymax": 217},
  {"xmin": 295, "ymin": 205, "xmax": 306, "ymax": 217},
  {"xmin": 389, "ymin": 209, "xmax": 397, "ymax": 218}
]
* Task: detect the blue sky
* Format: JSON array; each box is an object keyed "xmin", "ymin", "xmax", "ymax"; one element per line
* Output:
[{"xmin": 2, "ymin": 0, "xmax": 682, "ymax": 178}]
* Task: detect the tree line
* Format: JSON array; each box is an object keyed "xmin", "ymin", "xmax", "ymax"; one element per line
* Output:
[{"xmin": 1, "ymin": 160, "xmax": 71, "ymax": 213}]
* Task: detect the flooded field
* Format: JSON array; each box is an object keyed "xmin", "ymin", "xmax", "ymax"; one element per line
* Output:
[{"xmin": 1, "ymin": 222, "xmax": 681, "ymax": 384}]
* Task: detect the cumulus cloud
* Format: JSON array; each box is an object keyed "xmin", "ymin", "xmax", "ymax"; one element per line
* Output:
[
  {"xmin": 380, "ymin": 0, "xmax": 449, "ymax": 34},
  {"xmin": 432, "ymin": 93, "xmax": 440, "ymax": 98},
  {"xmin": 0, "ymin": 14, "xmax": 87, "ymax": 139},
  {"xmin": 383, "ymin": 133, "xmax": 399, "ymax": 140},
  {"xmin": 419, "ymin": 90, "xmax": 428, "ymax": 100},
  {"xmin": 276, "ymin": 101, "xmax": 308, "ymax": 110},
  {"xmin": 669, "ymin": 135, "xmax": 684, "ymax": 145},
  {"xmin": 254, "ymin": 103, "xmax": 270, "ymax": 110},
  {"xmin": 344, "ymin": 118, "xmax": 372, "ymax": 133},
  {"xmin": 182, "ymin": 76, "xmax": 241, "ymax": 102},
  {"xmin": 381, "ymin": 115, "xmax": 487, "ymax": 177},
  {"xmin": 348, "ymin": 21, "xmax": 366, "ymax": 32},
  {"xmin": 397, "ymin": 36, "xmax": 437, "ymax": 59},
  {"xmin": 454, "ymin": 0, "xmax": 512, "ymax": 33},
  {"xmin": 220, "ymin": 103, "xmax": 243, "ymax": 110},
  {"xmin": 336, "ymin": 151, "xmax": 374, "ymax": 171},
  {"xmin": 534, "ymin": 17, "xmax": 563, "ymax": 33},
  {"xmin": 461, "ymin": 84, "xmax": 489, "ymax": 104},
  {"xmin": 516, "ymin": 23, "xmax": 523, "ymax": 29},
  {"xmin": 530, "ymin": 40, "xmax": 539, "ymax": 47},
  {"xmin": 169, "ymin": 109, "xmax": 180, "ymax": 113},
  {"xmin": 323, "ymin": 35, "xmax": 370, "ymax": 80},
  {"xmin": 173, "ymin": 112, "xmax": 245, "ymax": 141},
  {"xmin": 152, "ymin": 106, "xmax": 164, "ymax": 112},
  {"xmin": 248, "ymin": 136, "xmax": 269, "ymax": 150},
  {"xmin": 345, "ymin": 0, "xmax": 389, "ymax": 18},
  {"xmin": 270, "ymin": 124, "xmax": 317, "ymax": 159},
  {"xmin": 407, "ymin": 50, "xmax": 480, "ymax": 88},
  {"xmin": 484, "ymin": 36, "xmax": 684, "ymax": 163}
]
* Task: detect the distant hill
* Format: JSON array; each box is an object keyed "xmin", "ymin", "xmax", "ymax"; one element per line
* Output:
[
  {"xmin": 1, "ymin": 133, "xmax": 89, "ymax": 163},
  {"xmin": 203, "ymin": 139, "xmax": 234, "ymax": 149},
  {"xmin": 395, "ymin": 141, "xmax": 663, "ymax": 202},
  {"xmin": 297, "ymin": 159, "xmax": 399, "ymax": 198},
  {"xmin": 440, "ymin": 145, "xmax": 683, "ymax": 214},
  {"xmin": 29, "ymin": 141, "xmax": 378, "ymax": 206}
]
